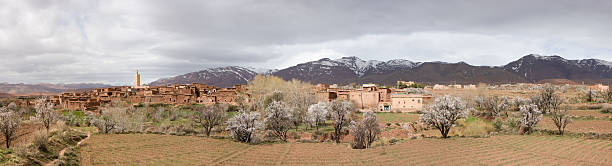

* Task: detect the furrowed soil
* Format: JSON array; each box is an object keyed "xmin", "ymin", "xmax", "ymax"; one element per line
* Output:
[
  {"xmin": 78, "ymin": 134, "xmax": 612, "ymax": 166},
  {"xmin": 537, "ymin": 118, "xmax": 612, "ymax": 134}
]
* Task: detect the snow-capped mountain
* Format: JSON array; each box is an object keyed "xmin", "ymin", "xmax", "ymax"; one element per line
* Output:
[
  {"xmin": 151, "ymin": 55, "xmax": 612, "ymax": 87},
  {"xmin": 503, "ymin": 54, "xmax": 612, "ymax": 82},
  {"xmin": 149, "ymin": 66, "xmax": 257, "ymax": 87},
  {"xmin": 273, "ymin": 56, "xmax": 422, "ymax": 83}
]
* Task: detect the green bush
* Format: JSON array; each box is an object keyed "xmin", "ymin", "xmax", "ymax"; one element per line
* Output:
[
  {"xmin": 493, "ymin": 118, "xmax": 503, "ymax": 132},
  {"xmin": 451, "ymin": 116, "xmax": 494, "ymax": 137}
]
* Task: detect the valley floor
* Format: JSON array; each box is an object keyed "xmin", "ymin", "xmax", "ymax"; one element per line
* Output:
[{"xmin": 78, "ymin": 134, "xmax": 612, "ymax": 166}]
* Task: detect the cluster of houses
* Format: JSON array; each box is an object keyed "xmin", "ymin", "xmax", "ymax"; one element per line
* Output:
[
  {"xmin": 38, "ymin": 71, "xmax": 432, "ymax": 112},
  {"xmin": 44, "ymin": 71, "xmax": 249, "ymax": 111},
  {"xmin": 13, "ymin": 70, "xmax": 611, "ymax": 113},
  {"xmin": 314, "ymin": 83, "xmax": 432, "ymax": 112}
]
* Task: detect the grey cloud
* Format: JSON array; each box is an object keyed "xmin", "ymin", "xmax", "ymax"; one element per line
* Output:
[{"xmin": 1, "ymin": 0, "xmax": 612, "ymax": 85}]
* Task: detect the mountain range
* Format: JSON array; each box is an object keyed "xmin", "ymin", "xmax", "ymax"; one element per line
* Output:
[
  {"xmin": 0, "ymin": 83, "xmax": 111, "ymax": 95},
  {"xmin": 149, "ymin": 54, "xmax": 612, "ymax": 87}
]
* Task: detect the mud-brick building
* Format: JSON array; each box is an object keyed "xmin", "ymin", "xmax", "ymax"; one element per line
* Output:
[{"xmin": 389, "ymin": 93, "xmax": 424, "ymax": 112}]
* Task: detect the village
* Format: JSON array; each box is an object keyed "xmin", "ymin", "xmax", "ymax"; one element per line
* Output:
[{"xmin": 11, "ymin": 70, "xmax": 608, "ymax": 115}]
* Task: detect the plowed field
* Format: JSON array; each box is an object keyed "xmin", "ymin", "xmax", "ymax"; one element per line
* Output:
[{"xmin": 79, "ymin": 134, "xmax": 612, "ymax": 166}]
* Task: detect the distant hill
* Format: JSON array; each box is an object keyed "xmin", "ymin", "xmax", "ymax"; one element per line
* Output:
[
  {"xmin": 150, "ymin": 54, "xmax": 612, "ymax": 86},
  {"xmin": 0, "ymin": 93, "xmax": 13, "ymax": 98},
  {"xmin": 0, "ymin": 83, "xmax": 111, "ymax": 95},
  {"xmin": 503, "ymin": 54, "xmax": 612, "ymax": 84},
  {"xmin": 149, "ymin": 66, "xmax": 257, "ymax": 88}
]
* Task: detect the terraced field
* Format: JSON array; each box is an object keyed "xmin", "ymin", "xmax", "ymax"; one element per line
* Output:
[
  {"xmin": 538, "ymin": 118, "xmax": 612, "ymax": 134},
  {"xmin": 79, "ymin": 134, "xmax": 612, "ymax": 165}
]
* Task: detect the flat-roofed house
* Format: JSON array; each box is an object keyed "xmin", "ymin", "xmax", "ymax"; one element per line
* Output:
[{"xmin": 390, "ymin": 93, "xmax": 424, "ymax": 112}]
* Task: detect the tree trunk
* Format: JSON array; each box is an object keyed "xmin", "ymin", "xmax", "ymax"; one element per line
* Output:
[
  {"xmin": 205, "ymin": 127, "xmax": 211, "ymax": 136},
  {"xmin": 5, "ymin": 134, "xmax": 9, "ymax": 148}
]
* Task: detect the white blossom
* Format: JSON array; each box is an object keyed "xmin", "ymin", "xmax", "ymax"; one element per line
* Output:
[
  {"xmin": 419, "ymin": 95, "xmax": 468, "ymax": 138},
  {"xmin": 350, "ymin": 111, "xmax": 380, "ymax": 149},
  {"xmin": 35, "ymin": 98, "xmax": 58, "ymax": 132},
  {"xmin": 263, "ymin": 101, "xmax": 292, "ymax": 141},
  {"xmin": 329, "ymin": 100, "xmax": 354, "ymax": 143},
  {"xmin": 226, "ymin": 111, "xmax": 262, "ymax": 143},
  {"xmin": 306, "ymin": 102, "xmax": 329, "ymax": 131},
  {"xmin": 518, "ymin": 104, "xmax": 542, "ymax": 134},
  {"xmin": 0, "ymin": 103, "xmax": 21, "ymax": 148}
]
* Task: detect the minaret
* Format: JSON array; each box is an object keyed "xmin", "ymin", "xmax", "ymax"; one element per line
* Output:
[{"xmin": 134, "ymin": 70, "xmax": 141, "ymax": 88}]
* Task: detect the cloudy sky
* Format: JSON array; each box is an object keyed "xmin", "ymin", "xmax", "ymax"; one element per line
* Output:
[{"xmin": 1, "ymin": 0, "xmax": 612, "ymax": 85}]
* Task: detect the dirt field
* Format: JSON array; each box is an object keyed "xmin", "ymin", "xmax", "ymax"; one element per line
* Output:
[
  {"xmin": 78, "ymin": 134, "xmax": 612, "ymax": 166},
  {"xmin": 537, "ymin": 118, "xmax": 612, "ymax": 134},
  {"xmin": 567, "ymin": 110, "xmax": 612, "ymax": 119}
]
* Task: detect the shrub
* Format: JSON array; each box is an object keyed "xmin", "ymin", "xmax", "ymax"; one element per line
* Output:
[
  {"xmin": 600, "ymin": 105, "xmax": 612, "ymax": 114},
  {"xmin": 31, "ymin": 130, "xmax": 49, "ymax": 152},
  {"xmin": 311, "ymin": 130, "xmax": 326, "ymax": 141},
  {"xmin": 249, "ymin": 134, "xmax": 264, "ymax": 144},
  {"xmin": 586, "ymin": 104, "xmax": 603, "ymax": 110},
  {"xmin": 493, "ymin": 118, "xmax": 503, "ymax": 132},
  {"xmin": 473, "ymin": 95, "xmax": 509, "ymax": 119},
  {"xmin": 289, "ymin": 131, "xmax": 301, "ymax": 140},
  {"xmin": 461, "ymin": 119, "xmax": 493, "ymax": 137},
  {"xmin": 388, "ymin": 138, "xmax": 400, "ymax": 145}
]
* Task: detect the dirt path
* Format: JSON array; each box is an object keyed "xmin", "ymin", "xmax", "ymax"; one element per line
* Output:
[{"xmin": 44, "ymin": 131, "xmax": 91, "ymax": 166}]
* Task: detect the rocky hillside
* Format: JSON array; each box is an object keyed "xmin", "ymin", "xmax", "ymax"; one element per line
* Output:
[
  {"xmin": 150, "ymin": 55, "xmax": 612, "ymax": 86},
  {"xmin": 503, "ymin": 54, "xmax": 612, "ymax": 83},
  {"xmin": 273, "ymin": 56, "xmax": 527, "ymax": 85},
  {"xmin": 149, "ymin": 66, "xmax": 257, "ymax": 87},
  {"xmin": 0, "ymin": 83, "xmax": 110, "ymax": 95}
]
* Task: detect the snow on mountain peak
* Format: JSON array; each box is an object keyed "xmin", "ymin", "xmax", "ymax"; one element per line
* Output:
[{"xmin": 307, "ymin": 56, "xmax": 419, "ymax": 76}]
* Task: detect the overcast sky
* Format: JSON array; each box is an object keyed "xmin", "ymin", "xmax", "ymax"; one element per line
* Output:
[{"xmin": 1, "ymin": 0, "xmax": 612, "ymax": 85}]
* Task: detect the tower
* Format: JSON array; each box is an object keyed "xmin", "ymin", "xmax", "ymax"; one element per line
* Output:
[{"xmin": 134, "ymin": 70, "xmax": 141, "ymax": 88}]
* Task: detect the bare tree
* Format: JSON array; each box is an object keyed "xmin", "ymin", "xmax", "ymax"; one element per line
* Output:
[
  {"xmin": 329, "ymin": 100, "xmax": 354, "ymax": 143},
  {"xmin": 194, "ymin": 104, "xmax": 227, "ymax": 136},
  {"xmin": 518, "ymin": 104, "xmax": 542, "ymax": 134},
  {"xmin": 285, "ymin": 79, "xmax": 315, "ymax": 132},
  {"xmin": 226, "ymin": 111, "xmax": 262, "ymax": 143},
  {"xmin": 35, "ymin": 98, "xmax": 58, "ymax": 133},
  {"xmin": 585, "ymin": 88, "xmax": 597, "ymax": 102},
  {"xmin": 537, "ymin": 85, "xmax": 555, "ymax": 113},
  {"xmin": 549, "ymin": 95, "xmax": 571, "ymax": 135},
  {"xmin": 419, "ymin": 95, "xmax": 468, "ymax": 138},
  {"xmin": 94, "ymin": 106, "xmax": 126, "ymax": 134},
  {"xmin": 350, "ymin": 111, "xmax": 380, "ymax": 149},
  {"xmin": 473, "ymin": 96, "xmax": 509, "ymax": 119},
  {"xmin": 263, "ymin": 101, "xmax": 292, "ymax": 141},
  {"xmin": 0, "ymin": 103, "xmax": 20, "ymax": 148},
  {"xmin": 307, "ymin": 102, "xmax": 329, "ymax": 131},
  {"xmin": 603, "ymin": 87, "xmax": 612, "ymax": 103}
]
